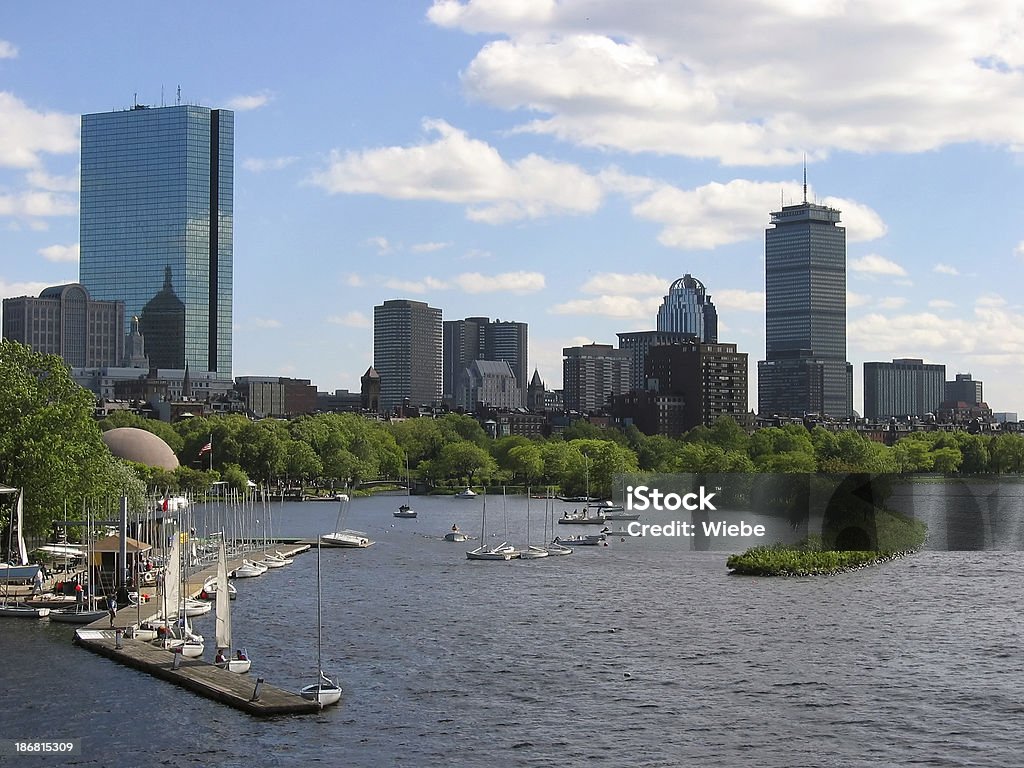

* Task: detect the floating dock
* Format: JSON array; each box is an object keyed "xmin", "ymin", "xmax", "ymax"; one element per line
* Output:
[
  {"xmin": 74, "ymin": 629, "xmax": 320, "ymax": 715},
  {"xmin": 71, "ymin": 542, "xmax": 320, "ymax": 716}
]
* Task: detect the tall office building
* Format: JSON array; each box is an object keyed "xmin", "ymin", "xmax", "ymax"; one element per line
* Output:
[
  {"xmin": 443, "ymin": 317, "xmax": 527, "ymax": 406},
  {"xmin": 374, "ymin": 299, "xmax": 443, "ymax": 412},
  {"xmin": 2, "ymin": 283, "xmax": 124, "ymax": 367},
  {"xmin": 945, "ymin": 373, "xmax": 983, "ymax": 406},
  {"xmin": 562, "ymin": 343, "xmax": 632, "ymax": 413},
  {"xmin": 863, "ymin": 359, "xmax": 945, "ymax": 420},
  {"xmin": 617, "ymin": 330, "xmax": 699, "ymax": 391},
  {"xmin": 656, "ymin": 274, "xmax": 718, "ymax": 341},
  {"xmin": 79, "ymin": 103, "xmax": 233, "ymax": 376},
  {"xmin": 757, "ymin": 186, "xmax": 852, "ymax": 418}
]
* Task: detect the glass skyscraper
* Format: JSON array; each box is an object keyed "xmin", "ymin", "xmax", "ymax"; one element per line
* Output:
[
  {"xmin": 79, "ymin": 104, "xmax": 233, "ymax": 376},
  {"xmin": 757, "ymin": 197, "xmax": 853, "ymax": 419},
  {"xmin": 656, "ymin": 274, "xmax": 718, "ymax": 342}
]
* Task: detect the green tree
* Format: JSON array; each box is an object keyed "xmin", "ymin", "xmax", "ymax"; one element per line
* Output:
[
  {"xmin": 435, "ymin": 442, "xmax": 497, "ymax": 485},
  {"xmin": 892, "ymin": 437, "xmax": 934, "ymax": 473},
  {"xmin": 930, "ymin": 446, "xmax": 963, "ymax": 474},
  {"xmin": 0, "ymin": 340, "xmax": 134, "ymax": 536},
  {"xmin": 221, "ymin": 463, "xmax": 251, "ymax": 496},
  {"xmin": 505, "ymin": 443, "xmax": 545, "ymax": 484}
]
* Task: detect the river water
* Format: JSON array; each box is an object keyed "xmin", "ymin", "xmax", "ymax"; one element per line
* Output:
[{"xmin": 4, "ymin": 493, "xmax": 1023, "ymax": 767}]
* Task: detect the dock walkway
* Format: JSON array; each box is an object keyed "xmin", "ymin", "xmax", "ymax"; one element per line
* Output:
[{"xmin": 74, "ymin": 629, "xmax": 320, "ymax": 715}]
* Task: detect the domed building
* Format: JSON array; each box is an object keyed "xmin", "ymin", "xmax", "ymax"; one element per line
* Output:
[
  {"xmin": 656, "ymin": 274, "xmax": 718, "ymax": 342},
  {"xmin": 101, "ymin": 427, "xmax": 179, "ymax": 470}
]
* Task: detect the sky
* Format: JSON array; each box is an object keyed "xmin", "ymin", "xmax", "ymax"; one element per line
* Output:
[{"xmin": 2, "ymin": 1, "xmax": 1024, "ymax": 417}]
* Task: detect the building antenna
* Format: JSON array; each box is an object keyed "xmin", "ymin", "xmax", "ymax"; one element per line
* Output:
[
  {"xmin": 176, "ymin": 85, "xmax": 181, "ymax": 106},
  {"xmin": 161, "ymin": 85, "xmax": 165, "ymax": 107},
  {"xmin": 802, "ymin": 154, "xmax": 808, "ymax": 204}
]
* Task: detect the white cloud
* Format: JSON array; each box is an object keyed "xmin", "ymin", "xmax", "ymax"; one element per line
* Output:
[
  {"xmin": 0, "ymin": 92, "xmax": 78, "ymax": 169},
  {"xmin": 242, "ymin": 156, "xmax": 298, "ymax": 172},
  {"xmin": 26, "ymin": 168, "xmax": 78, "ymax": 192},
  {"xmin": 549, "ymin": 294, "xmax": 661, "ymax": 319},
  {"xmin": 580, "ymin": 272, "xmax": 667, "ymax": 295},
  {"xmin": 1015, "ymin": 240, "xmax": 1024, "ymax": 260},
  {"xmin": 933, "ymin": 263, "xmax": 960, "ymax": 276},
  {"xmin": 411, "ymin": 241, "xmax": 452, "ymax": 253},
  {"xmin": 251, "ymin": 318, "xmax": 282, "ymax": 329},
  {"xmin": 0, "ymin": 278, "xmax": 52, "ymax": 301},
  {"xmin": 454, "ymin": 271, "xmax": 545, "ymax": 294},
  {"xmin": 364, "ymin": 236, "xmax": 392, "ymax": 254},
  {"xmin": 928, "ymin": 299, "xmax": 956, "ymax": 309},
  {"xmin": 344, "ymin": 273, "xmax": 365, "ymax": 287},
  {"xmin": 630, "ymin": 178, "xmax": 885, "ymax": 250},
  {"xmin": 429, "ymin": 1, "xmax": 1024, "ymax": 165},
  {"xmin": 327, "ymin": 311, "xmax": 372, "ymax": 328},
  {"xmin": 714, "ymin": 289, "xmax": 765, "ymax": 312},
  {"xmin": 309, "ymin": 119, "xmax": 603, "ymax": 223},
  {"xmin": 877, "ymin": 296, "xmax": 908, "ymax": 310},
  {"xmin": 38, "ymin": 243, "xmax": 79, "ymax": 263},
  {"xmin": 847, "ymin": 291, "xmax": 870, "ymax": 308},
  {"xmin": 0, "ymin": 191, "xmax": 76, "ymax": 218},
  {"xmin": 225, "ymin": 91, "xmax": 273, "ymax": 111},
  {"xmin": 384, "ymin": 276, "xmax": 450, "ymax": 294},
  {"xmin": 850, "ymin": 253, "xmax": 908, "ymax": 277},
  {"xmin": 0, "ymin": 40, "xmax": 18, "ymax": 59},
  {"xmin": 976, "ymin": 294, "xmax": 1007, "ymax": 308}
]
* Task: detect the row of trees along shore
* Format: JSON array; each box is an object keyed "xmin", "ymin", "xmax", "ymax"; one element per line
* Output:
[{"xmin": 3, "ymin": 340, "xmax": 1024, "ymax": 539}]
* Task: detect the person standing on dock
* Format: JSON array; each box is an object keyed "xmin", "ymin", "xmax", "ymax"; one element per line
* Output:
[
  {"xmin": 32, "ymin": 568, "xmax": 43, "ymax": 596},
  {"xmin": 107, "ymin": 595, "xmax": 118, "ymax": 627}
]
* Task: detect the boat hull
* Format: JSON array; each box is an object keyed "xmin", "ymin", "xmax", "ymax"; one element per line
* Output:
[
  {"xmin": 444, "ymin": 532, "xmax": 467, "ymax": 542},
  {"xmin": 49, "ymin": 609, "xmax": 107, "ymax": 624},
  {"xmin": 300, "ymin": 682, "xmax": 342, "ymax": 707},
  {"xmin": 320, "ymin": 531, "xmax": 374, "ymax": 548},
  {"xmin": 0, "ymin": 604, "xmax": 50, "ymax": 618}
]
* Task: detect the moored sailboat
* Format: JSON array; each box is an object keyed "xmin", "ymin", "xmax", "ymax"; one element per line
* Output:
[
  {"xmin": 214, "ymin": 541, "xmax": 250, "ymax": 673},
  {"xmin": 300, "ymin": 539, "xmax": 342, "ymax": 707}
]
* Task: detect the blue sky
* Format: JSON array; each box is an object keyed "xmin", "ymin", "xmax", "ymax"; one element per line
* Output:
[{"xmin": 2, "ymin": 1, "xmax": 1024, "ymax": 416}]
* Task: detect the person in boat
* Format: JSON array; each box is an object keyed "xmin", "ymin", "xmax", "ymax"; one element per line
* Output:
[
  {"xmin": 215, "ymin": 649, "xmax": 228, "ymax": 665},
  {"xmin": 235, "ymin": 649, "xmax": 247, "ymax": 661},
  {"xmin": 451, "ymin": 524, "xmax": 460, "ymax": 532}
]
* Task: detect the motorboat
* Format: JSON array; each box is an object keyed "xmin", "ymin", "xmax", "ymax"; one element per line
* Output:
[
  {"xmin": 557, "ymin": 509, "xmax": 606, "ymax": 525},
  {"xmin": 454, "ymin": 487, "xmax": 477, "ymax": 499},
  {"xmin": 444, "ymin": 527, "xmax": 467, "ymax": 542},
  {"xmin": 553, "ymin": 534, "xmax": 606, "ymax": 546}
]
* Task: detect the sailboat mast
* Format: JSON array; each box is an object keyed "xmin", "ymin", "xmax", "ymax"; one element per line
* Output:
[{"xmin": 316, "ymin": 538, "xmax": 323, "ymax": 676}]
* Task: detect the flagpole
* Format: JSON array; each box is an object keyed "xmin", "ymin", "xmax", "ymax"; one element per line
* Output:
[{"xmin": 209, "ymin": 433, "xmax": 213, "ymax": 472}]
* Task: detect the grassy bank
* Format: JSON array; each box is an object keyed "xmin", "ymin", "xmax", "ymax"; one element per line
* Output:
[{"xmin": 727, "ymin": 509, "xmax": 926, "ymax": 576}]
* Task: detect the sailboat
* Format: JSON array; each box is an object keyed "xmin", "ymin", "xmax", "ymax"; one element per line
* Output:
[
  {"xmin": 51, "ymin": 508, "xmax": 106, "ymax": 624},
  {"xmin": 160, "ymin": 534, "xmax": 203, "ymax": 658},
  {"xmin": 0, "ymin": 488, "xmax": 49, "ymax": 619},
  {"xmin": 466, "ymin": 492, "xmax": 516, "ymax": 561},
  {"xmin": 320, "ymin": 492, "xmax": 374, "ymax": 548},
  {"xmin": 394, "ymin": 457, "xmax": 417, "ymax": 518},
  {"xmin": 519, "ymin": 489, "xmax": 549, "ymax": 559},
  {"xmin": 300, "ymin": 539, "xmax": 342, "ymax": 707},
  {"xmin": 214, "ymin": 541, "xmax": 250, "ymax": 673},
  {"xmin": 545, "ymin": 490, "xmax": 573, "ymax": 556}
]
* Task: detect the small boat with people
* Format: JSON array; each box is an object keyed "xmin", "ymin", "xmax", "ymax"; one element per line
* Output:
[
  {"xmin": 557, "ymin": 508, "xmax": 607, "ymax": 525},
  {"xmin": 444, "ymin": 524, "xmax": 467, "ymax": 542},
  {"xmin": 553, "ymin": 533, "xmax": 606, "ymax": 546},
  {"xmin": 454, "ymin": 487, "xmax": 477, "ymax": 499}
]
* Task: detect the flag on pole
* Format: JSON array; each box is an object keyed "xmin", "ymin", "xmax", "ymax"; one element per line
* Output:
[{"xmin": 199, "ymin": 441, "xmax": 213, "ymax": 457}]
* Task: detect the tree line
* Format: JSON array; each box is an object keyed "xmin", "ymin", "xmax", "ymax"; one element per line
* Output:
[{"xmin": 2, "ymin": 339, "xmax": 1023, "ymax": 539}]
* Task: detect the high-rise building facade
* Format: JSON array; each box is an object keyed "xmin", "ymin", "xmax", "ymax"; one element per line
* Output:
[
  {"xmin": 863, "ymin": 359, "xmax": 945, "ymax": 420},
  {"xmin": 562, "ymin": 343, "xmax": 632, "ymax": 414},
  {"xmin": 79, "ymin": 103, "xmax": 233, "ymax": 377},
  {"xmin": 617, "ymin": 330, "xmax": 699, "ymax": 391},
  {"xmin": 2, "ymin": 283, "xmax": 124, "ymax": 367},
  {"xmin": 945, "ymin": 373, "xmax": 983, "ymax": 406},
  {"xmin": 443, "ymin": 317, "xmax": 527, "ymax": 406},
  {"xmin": 374, "ymin": 299, "xmax": 442, "ymax": 412},
  {"xmin": 758, "ymin": 194, "xmax": 852, "ymax": 418},
  {"xmin": 656, "ymin": 274, "xmax": 718, "ymax": 342}
]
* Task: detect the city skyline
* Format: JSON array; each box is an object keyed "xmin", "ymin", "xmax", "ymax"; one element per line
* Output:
[{"xmin": 2, "ymin": 3, "xmax": 1024, "ymax": 415}]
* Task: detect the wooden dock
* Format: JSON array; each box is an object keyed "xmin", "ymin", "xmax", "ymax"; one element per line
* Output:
[
  {"xmin": 71, "ymin": 542, "xmax": 321, "ymax": 716},
  {"xmin": 74, "ymin": 629, "xmax": 321, "ymax": 715}
]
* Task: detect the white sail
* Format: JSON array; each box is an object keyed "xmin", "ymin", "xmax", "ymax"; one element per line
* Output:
[
  {"xmin": 15, "ymin": 490, "xmax": 28, "ymax": 565},
  {"xmin": 163, "ymin": 535, "xmax": 180, "ymax": 626},
  {"xmin": 215, "ymin": 541, "xmax": 231, "ymax": 650}
]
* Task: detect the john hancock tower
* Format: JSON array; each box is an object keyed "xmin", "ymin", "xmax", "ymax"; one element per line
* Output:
[
  {"xmin": 79, "ymin": 102, "xmax": 233, "ymax": 377},
  {"xmin": 757, "ymin": 185, "xmax": 853, "ymax": 419}
]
